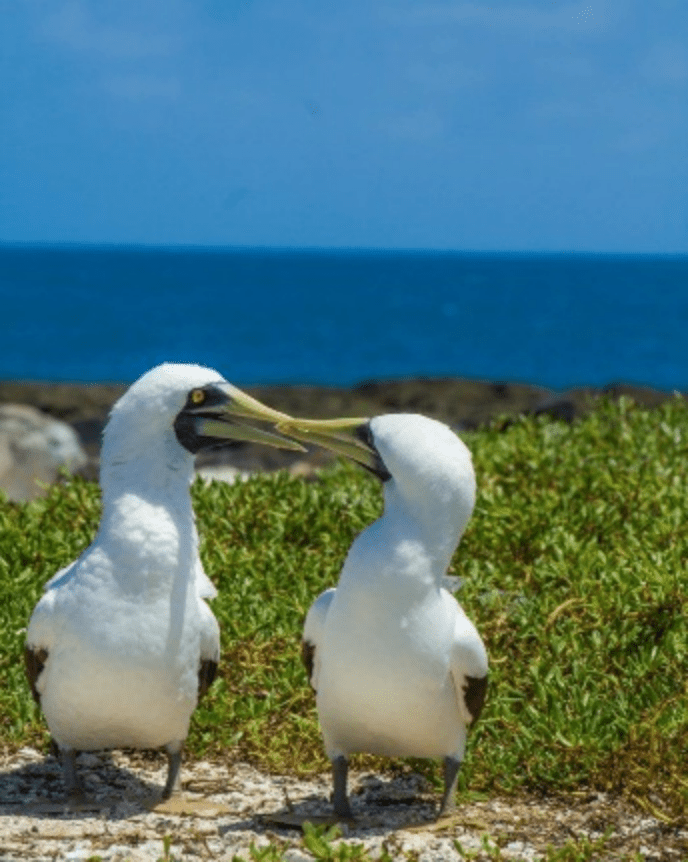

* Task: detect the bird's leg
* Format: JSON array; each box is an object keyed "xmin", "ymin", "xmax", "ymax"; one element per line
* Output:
[
  {"xmin": 61, "ymin": 748, "xmax": 84, "ymax": 799},
  {"xmin": 331, "ymin": 755, "xmax": 353, "ymax": 819},
  {"xmin": 162, "ymin": 741, "xmax": 183, "ymax": 800},
  {"xmin": 439, "ymin": 756, "xmax": 462, "ymax": 817}
]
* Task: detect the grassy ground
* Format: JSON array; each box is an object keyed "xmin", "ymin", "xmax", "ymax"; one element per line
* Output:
[{"xmin": 0, "ymin": 396, "xmax": 686, "ymax": 827}]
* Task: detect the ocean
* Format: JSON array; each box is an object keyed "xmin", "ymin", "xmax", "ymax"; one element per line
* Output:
[{"xmin": 1, "ymin": 244, "xmax": 686, "ymax": 392}]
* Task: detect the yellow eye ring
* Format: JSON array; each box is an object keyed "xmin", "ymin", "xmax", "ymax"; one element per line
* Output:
[{"xmin": 190, "ymin": 388, "xmax": 206, "ymax": 405}]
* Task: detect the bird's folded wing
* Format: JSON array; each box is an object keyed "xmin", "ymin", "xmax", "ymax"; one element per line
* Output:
[
  {"xmin": 44, "ymin": 559, "xmax": 78, "ymax": 589},
  {"xmin": 301, "ymin": 587, "xmax": 336, "ymax": 691},
  {"xmin": 24, "ymin": 645, "xmax": 49, "ymax": 704},
  {"xmin": 195, "ymin": 559, "xmax": 218, "ymax": 599},
  {"xmin": 445, "ymin": 590, "xmax": 489, "ymax": 727},
  {"xmin": 198, "ymin": 600, "xmax": 220, "ymax": 699},
  {"xmin": 198, "ymin": 657, "xmax": 218, "ymax": 700}
]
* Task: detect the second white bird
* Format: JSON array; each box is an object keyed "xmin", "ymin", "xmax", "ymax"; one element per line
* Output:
[{"xmin": 299, "ymin": 414, "xmax": 489, "ymax": 818}]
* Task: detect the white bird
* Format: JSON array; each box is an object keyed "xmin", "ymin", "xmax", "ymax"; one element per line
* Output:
[
  {"xmin": 25, "ymin": 362, "xmax": 314, "ymax": 803},
  {"xmin": 295, "ymin": 414, "xmax": 489, "ymax": 818}
]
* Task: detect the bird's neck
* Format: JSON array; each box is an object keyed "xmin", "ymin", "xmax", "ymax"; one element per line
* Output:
[
  {"xmin": 382, "ymin": 481, "xmax": 462, "ymax": 578},
  {"xmin": 100, "ymin": 444, "xmax": 196, "ymax": 501},
  {"xmin": 98, "ymin": 452, "xmax": 199, "ymax": 595},
  {"xmin": 342, "ymin": 482, "xmax": 462, "ymax": 599}
]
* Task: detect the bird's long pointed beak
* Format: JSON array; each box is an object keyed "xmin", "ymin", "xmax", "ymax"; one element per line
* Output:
[
  {"xmin": 190, "ymin": 384, "xmax": 388, "ymax": 477},
  {"xmin": 276, "ymin": 416, "xmax": 390, "ymax": 480},
  {"xmin": 193, "ymin": 385, "xmax": 307, "ymax": 451}
]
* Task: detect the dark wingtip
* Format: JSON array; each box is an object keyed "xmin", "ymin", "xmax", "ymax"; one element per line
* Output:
[
  {"xmin": 463, "ymin": 674, "xmax": 488, "ymax": 726},
  {"xmin": 301, "ymin": 640, "xmax": 316, "ymax": 688},
  {"xmin": 25, "ymin": 646, "xmax": 48, "ymax": 705},
  {"xmin": 198, "ymin": 658, "xmax": 219, "ymax": 700}
]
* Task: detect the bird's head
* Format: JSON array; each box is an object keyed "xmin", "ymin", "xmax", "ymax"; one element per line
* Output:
[
  {"xmin": 99, "ymin": 363, "xmax": 308, "ymax": 488},
  {"xmin": 278, "ymin": 412, "xmax": 476, "ymax": 548},
  {"xmin": 365, "ymin": 415, "xmax": 476, "ymax": 529}
]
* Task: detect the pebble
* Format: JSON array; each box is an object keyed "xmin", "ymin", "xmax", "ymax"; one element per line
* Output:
[{"xmin": 0, "ymin": 750, "xmax": 683, "ymax": 861}]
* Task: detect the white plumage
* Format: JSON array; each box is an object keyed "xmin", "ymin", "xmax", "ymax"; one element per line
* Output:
[
  {"xmin": 301, "ymin": 414, "xmax": 488, "ymax": 817},
  {"xmin": 25, "ymin": 362, "xmax": 305, "ymax": 801}
]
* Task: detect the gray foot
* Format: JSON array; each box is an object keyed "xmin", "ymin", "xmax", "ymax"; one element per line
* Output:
[
  {"xmin": 331, "ymin": 756, "xmax": 353, "ymax": 819},
  {"xmin": 61, "ymin": 748, "xmax": 84, "ymax": 798},
  {"xmin": 439, "ymin": 756, "xmax": 461, "ymax": 817},
  {"xmin": 161, "ymin": 743, "xmax": 183, "ymax": 800}
]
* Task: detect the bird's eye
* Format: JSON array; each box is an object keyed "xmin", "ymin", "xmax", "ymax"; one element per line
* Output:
[{"xmin": 190, "ymin": 388, "xmax": 206, "ymax": 405}]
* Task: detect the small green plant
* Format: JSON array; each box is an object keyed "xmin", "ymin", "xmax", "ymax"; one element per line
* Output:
[
  {"xmin": 301, "ymin": 821, "xmax": 374, "ymax": 861},
  {"xmin": 232, "ymin": 840, "xmax": 290, "ymax": 861},
  {"xmin": 453, "ymin": 835, "xmax": 506, "ymax": 862},
  {"xmin": 454, "ymin": 827, "xmax": 637, "ymax": 862},
  {"xmin": 544, "ymin": 828, "xmax": 617, "ymax": 861},
  {"xmin": 157, "ymin": 834, "xmax": 175, "ymax": 862}
]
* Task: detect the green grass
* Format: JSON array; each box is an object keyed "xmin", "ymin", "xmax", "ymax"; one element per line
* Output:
[
  {"xmin": 233, "ymin": 823, "xmax": 639, "ymax": 862},
  {"xmin": 0, "ymin": 396, "xmax": 686, "ymax": 823}
]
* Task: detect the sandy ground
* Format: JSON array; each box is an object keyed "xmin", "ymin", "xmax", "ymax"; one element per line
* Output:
[{"xmin": 0, "ymin": 747, "xmax": 684, "ymax": 862}]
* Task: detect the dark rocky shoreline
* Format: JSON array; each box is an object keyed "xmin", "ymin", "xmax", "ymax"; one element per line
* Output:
[{"xmin": 0, "ymin": 377, "xmax": 682, "ymax": 480}]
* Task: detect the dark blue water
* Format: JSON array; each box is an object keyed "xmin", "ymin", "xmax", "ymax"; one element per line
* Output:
[{"xmin": 1, "ymin": 244, "xmax": 687, "ymax": 391}]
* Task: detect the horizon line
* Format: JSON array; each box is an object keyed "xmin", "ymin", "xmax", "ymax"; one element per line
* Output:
[{"xmin": 0, "ymin": 240, "xmax": 686, "ymax": 259}]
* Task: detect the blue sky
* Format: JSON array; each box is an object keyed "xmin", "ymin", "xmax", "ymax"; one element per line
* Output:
[{"xmin": 1, "ymin": 1, "xmax": 686, "ymax": 252}]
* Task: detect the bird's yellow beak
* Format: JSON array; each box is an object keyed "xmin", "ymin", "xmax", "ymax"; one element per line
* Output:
[
  {"xmin": 192, "ymin": 384, "xmax": 307, "ymax": 451},
  {"xmin": 276, "ymin": 416, "xmax": 390, "ymax": 479},
  {"xmin": 189, "ymin": 385, "xmax": 387, "ymax": 475}
]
